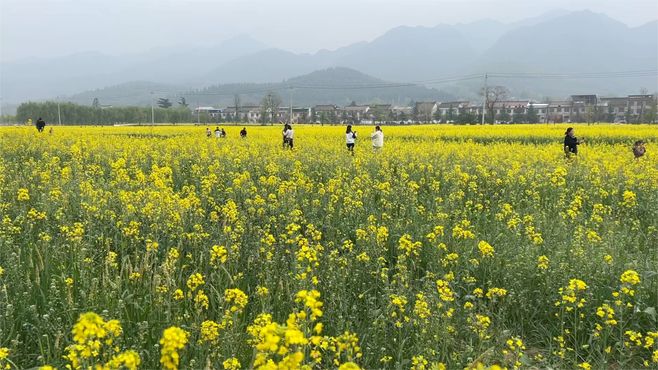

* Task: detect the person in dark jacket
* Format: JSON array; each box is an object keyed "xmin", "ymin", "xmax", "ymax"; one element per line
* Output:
[
  {"xmin": 633, "ymin": 140, "xmax": 646, "ymax": 159},
  {"xmin": 564, "ymin": 127, "xmax": 584, "ymax": 157},
  {"xmin": 36, "ymin": 117, "xmax": 46, "ymax": 132}
]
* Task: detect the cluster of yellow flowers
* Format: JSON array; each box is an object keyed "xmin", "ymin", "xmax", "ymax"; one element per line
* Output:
[
  {"xmin": 49, "ymin": 312, "xmax": 141, "ymax": 370},
  {"xmin": 160, "ymin": 326, "xmax": 189, "ymax": 370}
]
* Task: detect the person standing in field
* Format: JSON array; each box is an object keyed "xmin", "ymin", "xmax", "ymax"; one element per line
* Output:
[
  {"xmin": 346, "ymin": 125, "xmax": 357, "ymax": 155},
  {"xmin": 214, "ymin": 127, "xmax": 221, "ymax": 138},
  {"xmin": 206, "ymin": 127, "xmax": 212, "ymax": 138},
  {"xmin": 240, "ymin": 127, "xmax": 247, "ymax": 138},
  {"xmin": 283, "ymin": 124, "xmax": 294, "ymax": 149},
  {"xmin": 633, "ymin": 140, "xmax": 646, "ymax": 159},
  {"xmin": 564, "ymin": 127, "xmax": 584, "ymax": 158},
  {"xmin": 371, "ymin": 125, "xmax": 384, "ymax": 151},
  {"xmin": 221, "ymin": 128, "xmax": 227, "ymax": 138},
  {"xmin": 36, "ymin": 117, "xmax": 46, "ymax": 132}
]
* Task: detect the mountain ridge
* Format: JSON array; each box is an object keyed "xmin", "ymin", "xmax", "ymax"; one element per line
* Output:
[
  {"xmin": 68, "ymin": 67, "xmax": 455, "ymax": 108},
  {"xmin": 2, "ymin": 10, "xmax": 656, "ymax": 113}
]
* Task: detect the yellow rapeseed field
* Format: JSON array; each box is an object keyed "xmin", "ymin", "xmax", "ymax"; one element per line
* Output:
[{"xmin": 0, "ymin": 124, "xmax": 657, "ymax": 369}]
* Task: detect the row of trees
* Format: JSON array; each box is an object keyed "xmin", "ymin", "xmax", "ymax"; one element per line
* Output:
[{"xmin": 16, "ymin": 101, "xmax": 193, "ymax": 125}]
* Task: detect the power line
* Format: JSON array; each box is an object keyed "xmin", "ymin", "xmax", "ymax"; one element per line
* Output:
[{"xmin": 488, "ymin": 70, "xmax": 657, "ymax": 79}]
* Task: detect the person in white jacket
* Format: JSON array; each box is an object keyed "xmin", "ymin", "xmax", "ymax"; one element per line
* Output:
[
  {"xmin": 371, "ymin": 125, "xmax": 384, "ymax": 151},
  {"xmin": 345, "ymin": 125, "xmax": 357, "ymax": 155}
]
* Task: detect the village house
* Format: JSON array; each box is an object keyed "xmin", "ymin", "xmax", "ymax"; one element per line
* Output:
[
  {"xmin": 547, "ymin": 101, "xmax": 574, "ymax": 123},
  {"xmin": 490, "ymin": 100, "xmax": 530, "ymax": 123},
  {"xmin": 369, "ymin": 104, "xmax": 393, "ymax": 122},
  {"xmin": 391, "ymin": 106, "xmax": 414, "ymax": 121},
  {"xmin": 220, "ymin": 105, "xmax": 262, "ymax": 122},
  {"xmin": 312, "ymin": 105, "xmax": 339, "ymax": 123},
  {"xmin": 342, "ymin": 104, "xmax": 370, "ymax": 123},
  {"xmin": 437, "ymin": 101, "xmax": 469, "ymax": 121},
  {"xmin": 194, "ymin": 106, "xmax": 222, "ymax": 117},
  {"xmin": 203, "ymin": 93, "xmax": 655, "ymax": 125},
  {"xmin": 599, "ymin": 97, "xmax": 628, "ymax": 122},
  {"xmin": 414, "ymin": 102, "xmax": 438, "ymax": 122},
  {"xmin": 278, "ymin": 107, "xmax": 312, "ymax": 123}
]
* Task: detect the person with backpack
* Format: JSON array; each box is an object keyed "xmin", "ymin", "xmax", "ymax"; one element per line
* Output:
[{"xmin": 346, "ymin": 125, "xmax": 357, "ymax": 155}]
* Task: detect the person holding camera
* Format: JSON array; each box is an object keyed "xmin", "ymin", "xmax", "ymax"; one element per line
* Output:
[
  {"xmin": 346, "ymin": 125, "xmax": 357, "ymax": 155},
  {"xmin": 564, "ymin": 127, "xmax": 584, "ymax": 158}
]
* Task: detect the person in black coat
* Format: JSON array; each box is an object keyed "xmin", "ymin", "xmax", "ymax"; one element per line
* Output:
[
  {"xmin": 564, "ymin": 127, "xmax": 584, "ymax": 157},
  {"xmin": 36, "ymin": 117, "xmax": 46, "ymax": 132},
  {"xmin": 633, "ymin": 140, "xmax": 646, "ymax": 159}
]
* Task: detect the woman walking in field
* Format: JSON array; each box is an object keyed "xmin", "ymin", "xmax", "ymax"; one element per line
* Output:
[
  {"xmin": 346, "ymin": 125, "xmax": 357, "ymax": 155},
  {"xmin": 564, "ymin": 127, "xmax": 584, "ymax": 158}
]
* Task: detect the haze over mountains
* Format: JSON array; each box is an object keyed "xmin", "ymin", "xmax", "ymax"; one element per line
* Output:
[{"xmin": 1, "ymin": 10, "xmax": 656, "ymax": 112}]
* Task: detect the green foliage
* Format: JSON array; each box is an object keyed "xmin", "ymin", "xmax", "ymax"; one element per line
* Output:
[
  {"xmin": 157, "ymin": 98, "xmax": 173, "ymax": 109},
  {"xmin": 16, "ymin": 101, "xmax": 192, "ymax": 125},
  {"xmin": 526, "ymin": 104, "xmax": 539, "ymax": 124}
]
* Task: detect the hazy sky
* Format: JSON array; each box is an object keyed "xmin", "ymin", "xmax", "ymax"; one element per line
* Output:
[{"xmin": 1, "ymin": 0, "xmax": 657, "ymax": 62}]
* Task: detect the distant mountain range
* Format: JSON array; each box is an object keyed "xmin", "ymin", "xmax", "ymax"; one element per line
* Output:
[
  {"xmin": 1, "ymin": 10, "xmax": 656, "ymax": 113},
  {"xmin": 1, "ymin": 35, "xmax": 267, "ymax": 105},
  {"xmin": 66, "ymin": 67, "xmax": 456, "ymax": 107}
]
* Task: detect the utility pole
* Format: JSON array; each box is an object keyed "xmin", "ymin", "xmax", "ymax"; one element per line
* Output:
[
  {"xmin": 57, "ymin": 100, "xmax": 62, "ymax": 125},
  {"xmin": 150, "ymin": 91, "xmax": 155, "ymax": 125},
  {"xmin": 481, "ymin": 73, "xmax": 487, "ymax": 125},
  {"xmin": 197, "ymin": 104, "xmax": 200, "ymax": 125},
  {"xmin": 289, "ymin": 86, "xmax": 293, "ymax": 125}
]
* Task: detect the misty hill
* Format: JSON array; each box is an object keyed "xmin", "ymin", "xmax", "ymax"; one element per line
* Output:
[
  {"xmin": 67, "ymin": 81, "xmax": 189, "ymax": 106},
  {"xmin": 180, "ymin": 67, "xmax": 456, "ymax": 107},
  {"xmin": 201, "ymin": 49, "xmax": 318, "ymax": 84},
  {"xmin": 465, "ymin": 11, "xmax": 658, "ymax": 97},
  {"xmin": 1, "ymin": 35, "xmax": 267, "ymax": 104},
  {"xmin": 189, "ymin": 10, "xmax": 658, "ymax": 99},
  {"xmin": 1, "ymin": 52, "xmax": 131, "ymax": 103},
  {"xmin": 200, "ymin": 23, "xmax": 480, "ymax": 84},
  {"xmin": 325, "ymin": 25, "xmax": 478, "ymax": 82},
  {"xmin": 70, "ymin": 68, "xmax": 455, "ymax": 108}
]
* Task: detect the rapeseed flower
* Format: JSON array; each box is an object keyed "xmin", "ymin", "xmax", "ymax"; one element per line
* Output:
[{"xmin": 159, "ymin": 326, "xmax": 189, "ymax": 370}]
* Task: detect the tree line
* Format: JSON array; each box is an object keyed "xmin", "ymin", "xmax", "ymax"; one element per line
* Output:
[{"xmin": 15, "ymin": 101, "xmax": 193, "ymax": 125}]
